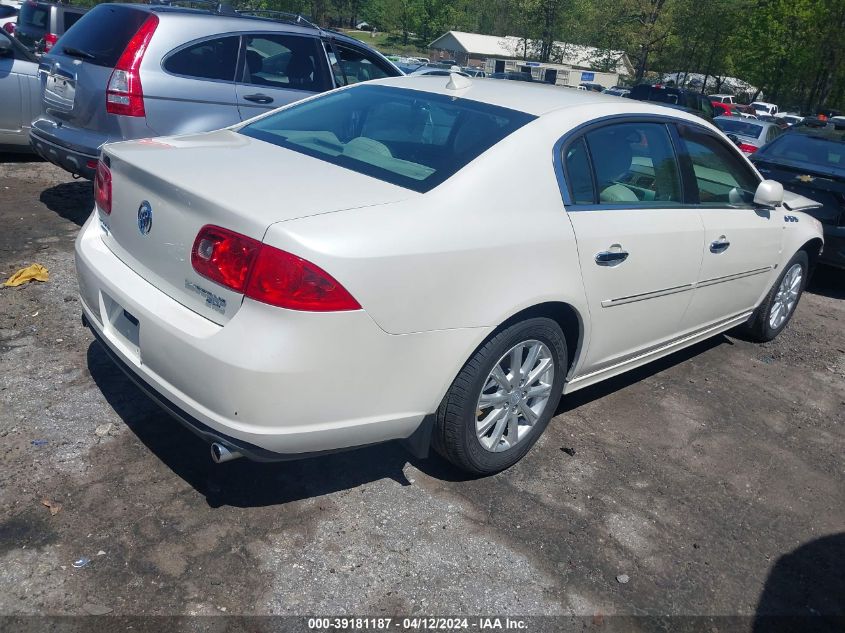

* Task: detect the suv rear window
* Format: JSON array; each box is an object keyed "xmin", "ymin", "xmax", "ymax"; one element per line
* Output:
[
  {"xmin": 19, "ymin": 3, "xmax": 48, "ymax": 30},
  {"xmin": 0, "ymin": 6, "xmax": 17, "ymax": 19},
  {"xmin": 239, "ymin": 85, "xmax": 535, "ymax": 193},
  {"xmin": 53, "ymin": 4, "xmax": 149, "ymax": 67}
]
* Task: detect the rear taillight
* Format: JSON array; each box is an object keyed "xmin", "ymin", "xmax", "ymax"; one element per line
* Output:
[
  {"xmin": 191, "ymin": 226, "xmax": 261, "ymax": 293},
  {"xmin": 191, "ymin": 225, "xmax": 360, "ymax": 312},
  {"xmin": 105, "ymin": 14, "xmax": 158, "ymax": 117},
  {"xmin": 3, "ymin": 22, "xmax": 15, "ymax": 34},
  {"xmin": 94, "ymin": 160, "xmax": 112, "ymax": 215},
  {"xmin": 738, "ymin": 143, "xmax": 758, "ymax": 154},
  {"xmin": 43, "ymin": 32, "xmax": 58, "ymax": 51},
  {"xmin": 246, "ymin": 246, "xmax": 361, "ymax": 311}
]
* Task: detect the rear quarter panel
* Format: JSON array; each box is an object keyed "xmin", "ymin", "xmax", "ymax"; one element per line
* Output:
[{"xmin": 261, "ymin": 114, "xmax": 590, "ymax": 336}]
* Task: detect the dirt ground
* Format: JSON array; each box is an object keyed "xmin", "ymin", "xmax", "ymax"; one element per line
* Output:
[{"xmin": 0, "ymin": 156, "xmax": 843, "ymax": 628}]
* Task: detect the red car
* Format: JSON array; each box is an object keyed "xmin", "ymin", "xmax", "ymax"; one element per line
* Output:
[{"xmin": 711, "ymin": 101, "xmax": 736, "ymax": 116}]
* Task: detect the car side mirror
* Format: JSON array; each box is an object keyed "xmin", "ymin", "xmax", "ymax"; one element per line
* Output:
[
  {"xmin": 727, "ymin": 133, "xmax": 741, "ymax": 146},
  {"xmin": 754, "ymin": 179, "xmax": 784, "ymax": 208}
]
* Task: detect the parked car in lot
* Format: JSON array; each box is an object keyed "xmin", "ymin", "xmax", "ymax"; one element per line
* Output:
[
  {"xmin": 461, "ymin": 66, "xmax": 485, "ymax": 78},
  {"xmin": 488, "ymin": 71, "xmax": 533, "ymax": 82},
  {"xmin": 76, "ymin": 77, "xmax": 823, "ymax": 474},
  {"xmin": 709, "ymin": 94, "xmax": 735, "ymax": 104},
  {"xmin": 711, "ymin": 101, "xmax": 737, "ymax": 117},
  {"xmin": 776, "ymin": 113, "xmax": 803, "ymax": 126},
  {"xmin": 0, "ymin": 28, "xmax": 39, "ymax": 151},
  {"xmin": 751, "ymin": 101, "xmax": 779, "ymax": 116},
  {"xmin": 0, "ymin": 4, "xmax": 18, "ymax": 33},
  {"xmin": 601, "ymin": 86, "xmax": 629, "ymax": 97},
  {"xmin": 13, "ymin": 0, "xmax": 86, "ymax": 54},
  {"xmin": 713, "ymin": 116, "xmax": 784, "ymax": 154},
  {"xmin": 410, "ymin": 66, "xmax": 469, "ymax": 78},
  {"xmin": 30, "ymin": 3, "xmax": 400, "ymax": 179},
  {"xmin": 752, "ymin": 126, "xmax": 845, "ymax": 268},
  {"xmin": 628, "ymin": 84, "xmax": 714, "ymax": 121}
]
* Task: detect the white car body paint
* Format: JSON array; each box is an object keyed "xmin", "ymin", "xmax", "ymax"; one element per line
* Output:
[{"xmin": 75, "ymin": 76, "xmax": 824, "ymax": 459}]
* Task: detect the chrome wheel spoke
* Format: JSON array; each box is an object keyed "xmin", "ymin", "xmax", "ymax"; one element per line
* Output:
[
  {"xmin": 768, "ymin": 263, "xmax": 803, "ymax": 330},
  {"xmin": 477, "ymin": 407, "xmax": 505, "ymax": 437},
  {"xmin": 479, "ymin": 392, "xmax": 508, "ymax": 408},
  {"xmin": 518, "ymin": 401, "xmax": 538, "ymax": 425},
  {"xmin": 475, "ymin": 339, "xmax": 555, "ymax": 453},
  {"xmin": 526, "ymin": 383, "xmax": 552, "ymax": 399}
]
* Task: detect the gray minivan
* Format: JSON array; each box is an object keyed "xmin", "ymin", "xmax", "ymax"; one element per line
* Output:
[{"xmin": 30, "ymin": 3, "xmax": 401, "ymax": 178}]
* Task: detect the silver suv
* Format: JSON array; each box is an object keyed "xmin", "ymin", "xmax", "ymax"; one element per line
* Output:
[{"xmin": 30, "ymin": 3, "xmax": 401, "ymax": 178}]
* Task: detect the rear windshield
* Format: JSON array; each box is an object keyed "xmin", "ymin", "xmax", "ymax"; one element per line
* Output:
[
  {"xmin": 0, "ymin": 6, "xmax": 17, "ymax": 18},
  {"xmin": 239, "ymin": 85, "xmax": 535, "ymax": 193},
  {"xmin": 54, "ymin": 4, "xmax": 149, "ymax": 67},
  {"xmin": 760, "ymin": 134, "xmax": 845, "ymax": 172},
  {"xmin": 19, "ymin": 2, "xmax": 48, "ymax": 31},
  {"xmin": 715, "ymin": 118, "xmax": 764, "ymax": 138}
]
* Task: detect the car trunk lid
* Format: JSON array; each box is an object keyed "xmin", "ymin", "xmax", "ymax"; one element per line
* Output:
[
  {"xmin": 99, "ymin": 129, "xmax": 414, "ymax": 325},
  {"xmin": 755, "ymin": 159, "xmax": 845, "ymax": 225}
]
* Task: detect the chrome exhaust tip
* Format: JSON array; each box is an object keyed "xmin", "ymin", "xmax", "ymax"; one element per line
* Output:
[{"xmin": 210, "ymin": 443, "xmax": 242, "ymax": 464}]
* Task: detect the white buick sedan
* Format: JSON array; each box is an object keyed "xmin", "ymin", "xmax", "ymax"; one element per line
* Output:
[{"xmin": 76, "ymin": 76, "xmax": 823, "ymax": 474}]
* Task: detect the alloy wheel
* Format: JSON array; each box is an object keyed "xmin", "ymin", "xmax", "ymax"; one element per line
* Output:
[
  {"xmin": 768, "ymin": 263, "xmax": 803, "ymax": 330},
  {"xmin": 475, "ymin": 340, "xmax": 555, "ymax": 453}
]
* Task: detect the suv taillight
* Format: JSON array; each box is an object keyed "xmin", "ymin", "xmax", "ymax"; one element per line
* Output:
[
  {"xmin": 3, "ymin": 22, "xmax": 15, "ymax": 34},
  {"xmin": 94, "ymin": 159, "xmax": 112, "ymax": 215},
  {"xmin": 738, "ymin": 143, "xmax": 758, "ymax": 154},
  {"xmin": 106, "ymin": 14, "xmax": 158, "ymax": 117},
  {"xmin": 43, "ymin": 32, "xmax": 58, "ymax": 51},
  {"xmin": 191, "ymin": 225, "xmax": 361, "ymax": 312}
]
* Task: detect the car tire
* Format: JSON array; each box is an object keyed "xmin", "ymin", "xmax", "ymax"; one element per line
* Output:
[
  {"xmin": 432, "ymin": 318, "xmax": 567, "ymax": 475},
  {"xmin": 742, "ymin": 250, "xmax": 808, "ymax": 343}
]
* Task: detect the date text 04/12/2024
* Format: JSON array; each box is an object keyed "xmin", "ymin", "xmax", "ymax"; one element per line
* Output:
[{"xmin": 307, "ymin": 617, "xmax": 528, "ymax": 630}]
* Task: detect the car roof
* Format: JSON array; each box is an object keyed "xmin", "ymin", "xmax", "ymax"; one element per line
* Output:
[
  {"xmin": 95, "ymin": 2, "xmax": 363, "ymax": 44},
  {"xmin": 370, "ymin": 75, "xmax": 713, "ymax": 119}
]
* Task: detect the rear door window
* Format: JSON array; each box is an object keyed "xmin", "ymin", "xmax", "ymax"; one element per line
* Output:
[
  {"xmin": 19, "ymin": 3, "xmax": 48, "ymax": 29},
  {"xmin": 165, "ymin": 36, "xmax": 240, "ymax": 82},
  {"xmin": 584, "ymin": 122, "xmax": 682, "ymax": 204},
  {"xmin": 240, "ymin": 34, "xmax": 330, "ymax": 92},
  {"xmin": 329, "ymin": 41, "xmax": 395, "ymax": 86},
  {"xmin": 60, "ymin": 11, "xmax": 84, "ymax": 33},
  {"xmin": 563, "ymin": 137, "xmax": 595, "ymax": 204},
  {"xmin": 52, "ymin": 5, "xmax": 149, "ymax": 67}
]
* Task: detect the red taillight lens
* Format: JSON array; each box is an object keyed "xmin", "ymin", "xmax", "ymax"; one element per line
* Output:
[
  {"xmin": 738, "ymin": 143, "xmax": 758, "ymax": 154},
  {"xmin": 246, "ymin": 247, "xmax": 361, "ymax": 312},
  {"xmin": 191, "ymin": 225, "xmax": 360, "ymax": 312},
  {"xmin": 3, "ymin": 22, "xmax": 15, "ymax": 34},
  {"xmin": 106, "ymin": 14, "xmax": 158, "ymax": 117},
  {"xmin": 191, "ymin": 226, "xmax": 261, "ymax": 293},
  {"xmin": 94, "ymin": 160, "xmax": 112, "ymax": 215},
  {"xmin": 43, "ymin": 32, "xmax": 58, "ymax": 51}
]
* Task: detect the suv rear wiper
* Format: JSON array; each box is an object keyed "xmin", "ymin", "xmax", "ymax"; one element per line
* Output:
[{"xmin": 62, "ymin": 46, "xmax": 95, "ymax": 60}]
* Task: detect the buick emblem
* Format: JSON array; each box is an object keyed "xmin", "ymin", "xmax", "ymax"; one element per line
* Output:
[{"xmin": 137, "ymin": 201, "xmax": 152, "ymax": 235}]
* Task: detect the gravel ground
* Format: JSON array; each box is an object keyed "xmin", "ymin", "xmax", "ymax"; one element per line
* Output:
[{"xmin": 0, "ymin": 157, "xmax": 843, "ymax": 628}]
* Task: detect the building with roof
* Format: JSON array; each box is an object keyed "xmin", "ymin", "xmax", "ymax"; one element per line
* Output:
[{"xmin": 428, "ymin": 31, "xmax": 634, "ymax": 77}]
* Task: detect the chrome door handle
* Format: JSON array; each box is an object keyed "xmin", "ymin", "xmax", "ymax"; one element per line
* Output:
[
  {"xmin": 243, "ymin": 93, "xmax": 274, "ymax": 104},
  {"xmin": 595, "ymin": 249, "xmax": 629, "ymax": 266},
  {"xmin": 710, "ymin": 236, "xmax": 731, "ymax": 253}
]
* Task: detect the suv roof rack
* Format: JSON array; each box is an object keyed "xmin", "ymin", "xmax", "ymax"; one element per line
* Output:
[
  {"xmin": 143, "ymin": 0, "xmax": 319, "ymax": 28},
  {"xmin": 234, "ymin": 9, "xmax": 318, "ymax": 30}
]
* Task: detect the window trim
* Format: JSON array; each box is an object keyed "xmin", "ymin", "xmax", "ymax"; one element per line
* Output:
[
  {"xmin": 553, "ymin": 113, "xmax": 762, "ymax": 212},
  {"xmin": 161, "ymin": 33, "xmax": 244, "ymax": 84}
]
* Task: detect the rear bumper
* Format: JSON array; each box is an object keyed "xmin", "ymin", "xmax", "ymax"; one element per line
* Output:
[
  {"xmin": 75, "ymin": 213, "xmax": 486, "ymax": 458},
  {"xmin": 30, "ymin": 126, "xmax": 99, "ymax": 179}
]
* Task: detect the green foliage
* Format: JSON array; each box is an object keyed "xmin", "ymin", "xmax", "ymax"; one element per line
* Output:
[{"xmin": 75, "ymin": 0, "xmax": 844, "ymax": 109}]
